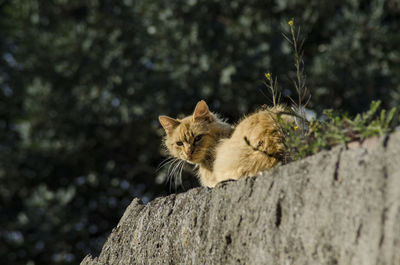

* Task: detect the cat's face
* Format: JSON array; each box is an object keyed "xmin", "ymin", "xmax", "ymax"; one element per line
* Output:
[{"xmin": 159, "ymin": 100, "xmax": 218, "ymax": 165}]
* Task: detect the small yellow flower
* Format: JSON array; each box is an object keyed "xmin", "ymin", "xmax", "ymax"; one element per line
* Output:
[
  {"xmin": 288, "ymin": 19, "xmax": 294, "ymax": 27},
  {"xmin": 264, "ymin": 73, "xmax": 271, "ymax": 80},
  {"xmin": 293, "ymin": 125, "xmax": 299, "ymax": 131}
]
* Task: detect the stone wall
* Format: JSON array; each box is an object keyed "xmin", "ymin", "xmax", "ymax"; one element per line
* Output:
[{"xmin": 81, "ymin": 131, "xmax": 400, "ymax": 265}]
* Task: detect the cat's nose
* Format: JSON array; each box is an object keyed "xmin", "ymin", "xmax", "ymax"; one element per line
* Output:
[{"xmin": 185, "ymin": 147, "xmax": 194, "ymax": 159}]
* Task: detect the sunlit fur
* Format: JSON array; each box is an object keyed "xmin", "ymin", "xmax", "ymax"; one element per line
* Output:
[
  {"xmin": 213, "ymin": 105, "xmax": 293, "ymax": 186},
  {"xmin": 159, "ymin": 101, "xmax": 293, "ymax": 188},
  {"xmin": 159, "ymin": 101, "xmax": 233, "ymax": 187}
]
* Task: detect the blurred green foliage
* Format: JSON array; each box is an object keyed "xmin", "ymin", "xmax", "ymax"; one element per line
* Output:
[{"xmin": 0, "ymin": 0, "xmax": 399, "ymax": 264}]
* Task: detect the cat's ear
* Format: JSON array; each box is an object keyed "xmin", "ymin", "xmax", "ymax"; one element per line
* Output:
[
  {"xmin": 193, "ymin": 100, "xmax": 214, "ymax": 122},
  {"xmin": 159, "ymin": 115, "xmax": 180, "ymax": 134}
]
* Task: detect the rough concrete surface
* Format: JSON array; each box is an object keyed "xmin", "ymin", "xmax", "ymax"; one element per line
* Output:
[{"xmin": 81, "ymin": 131, "xmax": 400, "ymax": 265}]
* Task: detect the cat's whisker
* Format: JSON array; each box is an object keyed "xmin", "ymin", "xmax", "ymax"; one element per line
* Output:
[
  {"xmin": 166, "ymin": 159, "xmax": 187, "ymax": 191},
  {"xmin": 178, "ymin": 161, "xmax": 186, "ymax": 190},
  {"xmin": 161, "ymin": 159, "xmax": 178, "ymax": 174},
  {"xmin": 156, "ymin": 157, "xmax": 176, "ymax": 172},
  {"xmin": 166, "ymin": 159, "xmax": 181, "ymax": 192},
  {"xmin": 157, "ymin": 157, "xmax": 173, "ymax": 169},
  {"xmin": 168, "ymin": 159, "xmax": 183, "ymax": 182},
  {"xmin": 169, "ymin": 160, "xmax": 179, "ymax": 177},
  {"xmin": 178, "ymin": 160, "xmax": 186, "ymax": 188},
  {"xmin": 176, "ymin": 160, "xmax": 185, "ymax": 178},
  {"xmin": 173, "ymin": 160, "xmax": 184, "ymax": 190},
  {"xmin": 167, "ymin": 158, "xmax": 186, "ymax": 191},
  {"xmin": 166, "ymin": 159, "xmax": 180, "ymax": 181}
]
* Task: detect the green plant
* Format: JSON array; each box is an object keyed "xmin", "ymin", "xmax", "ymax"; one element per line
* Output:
[
  {"xmin": 284, "ymin": 100, "xmax": 398, "ymax": 161},
  {"xmin": 266, "ymin": 20, "xmax": 399, "ymax": 162}
]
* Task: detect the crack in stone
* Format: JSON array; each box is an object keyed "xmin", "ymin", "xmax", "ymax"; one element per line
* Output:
[
  {"xmin": 333, "ymin": 148, "xmax": 343, "ymax": 182},
  {"xmin": 355, "ymin": 223, "xmax": 363, "ymax": 244},
  {"xmin": 275, "ymin": 200, "xmax": 282, "ymax": 228},
  {"xmin": 379, "ymin": 166, "xmax": 389, "ymax": 249},
  {"xmin": 383, "ymin": 134, "xmax": 390, "ymax": 149},
  {"xmin": 247, "ymin": 177, "xmax": 256, "ymax": 198}
]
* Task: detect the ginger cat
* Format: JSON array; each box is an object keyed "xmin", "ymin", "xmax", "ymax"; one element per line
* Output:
[
  {"xmin": 159, "ymin": 101, "xmax": 292, "ymax": 188},
  {"xmin": 159, "ymin": 101, "xmax": 233, "ymax": 187}
]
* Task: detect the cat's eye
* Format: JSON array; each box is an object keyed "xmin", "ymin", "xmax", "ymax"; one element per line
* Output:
[
  {"xmin": 194, "ymin": 135, "xmax": 203, "ymax": 142},
  {"xmin": 176, "ymin": 141, "xmax": 183, "ymax": 146}
]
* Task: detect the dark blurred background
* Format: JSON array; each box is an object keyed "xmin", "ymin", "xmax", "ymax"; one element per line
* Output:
[{"xmin": 0, "ymin": 0, "xmax": 399, "ymax": 264}]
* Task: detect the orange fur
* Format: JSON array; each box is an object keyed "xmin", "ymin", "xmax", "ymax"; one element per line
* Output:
[
  {"xmin": 159, "ymin": 101, "xmax": 233, "ymax": 187},
  {"xmin": 213, "ymin": 105, "xmax": 291, "ymax": 186},
  {"xmin": 159, "ymin": 101, "xmax": 293, "ymax": 188}
]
